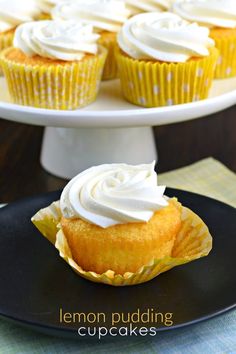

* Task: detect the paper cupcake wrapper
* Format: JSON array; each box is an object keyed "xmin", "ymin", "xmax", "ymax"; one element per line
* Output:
[
  {"xmin": 0, "ymin": 29, "xmax": 14, "ymax": 76},
  {"xmin": 210, "ymin": 28, "xmax": 236, "ymax": 79},
  {"xmin": 0, "ymin": 30, "xmax": 14, "ymax": 51},
  {"xmin": 0, "ymin": 46, "xmax": 107, "ymax": 110},
  {"xmin": 116, "ymin": 48, "xmax": 218, "ymax": 108},
  {"xmin": 31, "ymin": 199, "xmax": 212, "ymax": 286},
  {"xmin": 99, "ymin": 32, "xmax": 118, "ymax": 80}
]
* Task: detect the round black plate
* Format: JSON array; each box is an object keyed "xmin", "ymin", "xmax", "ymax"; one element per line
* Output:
[{"xmin": 0, "ymin": 189, "xmax": 235, "ymax": 339}]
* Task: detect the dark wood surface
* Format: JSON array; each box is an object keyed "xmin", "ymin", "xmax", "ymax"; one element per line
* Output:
[{"xmin": 0, "ymin": 104, "xmax": 235, "ymax": 203}]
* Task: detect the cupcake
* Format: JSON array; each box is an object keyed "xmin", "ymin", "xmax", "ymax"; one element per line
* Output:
[
  {"xmin": 32, "ymin": 162, "xmax": 212, "ymax": 286},
  {"xmin": 125, "ymin": 0, "xmax": 171, "ymax": 16},
  {"xmin": 52, "ymin": 0, "xmax": 130, "ymax": 80},
  {"xmin": 0, "ymin": 0, "xmax": 41, "ymax": 71},
  {"xmin": 0, "ymin": 20, "xmax": 107, "ymax": 110},
  {"xmin": 173, "ymin": 0, "xmax": 236, "ymax": 78},
  {"xmin": 116, "ymin": 12, "xmax": 218, "ymax": 108}
]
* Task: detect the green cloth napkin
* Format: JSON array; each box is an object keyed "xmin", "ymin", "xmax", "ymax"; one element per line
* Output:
[{"xmin": 0, "ymin": 158, "xmax": 235, "ymax": 354}]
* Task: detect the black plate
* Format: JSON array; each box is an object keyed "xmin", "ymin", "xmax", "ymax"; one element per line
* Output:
[{"xmin": 0, "ymin": 188, "xmax": 235, "ymax": 339}]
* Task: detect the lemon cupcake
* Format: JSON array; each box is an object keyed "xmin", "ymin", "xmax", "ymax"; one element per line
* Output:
[
  {"xmin": 173, "ymin": 0, "xmax": 236, "ymax": 78},
  {"xmin": 0, "ymin": 20, "xmax": 107, "ymax": 110},
  {"xmin": 116, "ymin": 12, "xmax": 218, "ymax": 108},
  {"xmin": 32, "ymin": 162, "xmax": 212, "ymax": 286},
  {"xmin": 125, "ymin": 0, "xmax": 171, "ymax": 17},
  {"xmin": 0, "ymin": 0, "xmax": 41, "ymax": 72},
  {"xmin": 52, "ymin": 0, "xmax": 130, "ymax": 80}
]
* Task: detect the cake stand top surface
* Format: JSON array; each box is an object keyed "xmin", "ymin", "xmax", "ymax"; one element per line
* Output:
[{"xmin": 0, "ymin": 77, "xmax": 236, "ymax": 128}]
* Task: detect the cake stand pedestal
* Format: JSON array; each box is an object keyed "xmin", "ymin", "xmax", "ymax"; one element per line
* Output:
[{"xmin": 41, "ymin": 126, "xmax": 157, "ymax": 179}]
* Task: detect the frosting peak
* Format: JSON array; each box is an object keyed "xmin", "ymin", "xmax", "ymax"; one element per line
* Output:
[
  {"xmin": 52, "ymin": 0, "xmax": 130, "ymax": 33},
  {"xmin": 60, "ymin": 162, "xmax": 168, "ymax": 228},
  {"xmin": 14, "ymin": 20, "xmax": 100, "ymax": 61},
  {"xmin": 173, "ymin": 0, "xmax": 236, "ymax": 29},
  {"xmin": 118, "ymin": 12, "xmax": 215, "ymax": 62}
]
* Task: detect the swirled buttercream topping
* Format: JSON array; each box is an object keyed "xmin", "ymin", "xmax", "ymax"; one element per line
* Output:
[
  {"xmin": 173, "ymin": 0, "xmax": 236, "ymax": 29},
  {"xmin": 52, "ymin": 0, "xmax": 130, "ymax": 33},
  {"xmin": 0, "ymin": 0, "xmax": 40, "ymax": 33},
  {"xmin": 37, "ymin": 0, "xmax": 63, "ymax": 14},
  {"xmin": 14, "ymin": 20, "xmax": 100, "ymax": 60},
  {"xmin": 118, "ymin": 12, "xmax": 215, "ymax": 62},
  {"xmin": 125, "ymin": 0, "xmax": 171, "ymax": 16},
  {"xmin": 60, "ymin": 162, "xmax": 168, "ymax": 228}
]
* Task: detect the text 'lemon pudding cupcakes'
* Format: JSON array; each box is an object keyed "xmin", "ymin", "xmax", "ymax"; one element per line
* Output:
[
  {"xmin": 32, "ymin": 162, "xmax": 212, "ymax": 286},
  {"xmin": 125, "ymin": 0, "xmax": 171, "ymax": 17},
  {"xmin": 52, "ymin": 0, "xmax": 130, "ymax": 80},
  {"xmin": 116, "ymin": 12, "xmax": 218, "ymax": 108},
  {"xmin": 0, "ymin": 20, "xmax": 107, "ymax": 110},
  {"xmin": 173, "ymin": 0, "xmax": 236, "ymax": 78},
  {"xmin": 0, "ymin": 0, "xmax": 40, "ymax": 72}
]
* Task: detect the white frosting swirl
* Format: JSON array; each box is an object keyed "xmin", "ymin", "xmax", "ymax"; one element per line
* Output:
[
  {"xmin": 0, "ymin": 0, "xmax": 40, "ymax": 33},
  {"xmin": 118, "ymin": 12, "xmax": 215, "ymax": 62},
  {"xmin": 37, "ymin": 0, "xmax": 63, "ymax": 14},
  {"xmin": 60, "ymin": 162, "xmax": 168, "ymax": 228},
  {"xmin": 125, "ymin": 0, "xmax": 171, "ymax": 16},
  {"xmin": 52, "ymin": 0, "xmax": 130, "ymax": 33},
  {"xmin": 173, "ymin": 0, "xmax": 236, "ymax": 29},
  {"xmin": 14, "ymin": 20, "xmax": 100, "ymax": 61}
]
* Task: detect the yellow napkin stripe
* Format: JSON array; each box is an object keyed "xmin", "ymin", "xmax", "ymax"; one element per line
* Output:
[{"xmin": 159, "ymin": 158, "xmax": 236, "ymax": 209}]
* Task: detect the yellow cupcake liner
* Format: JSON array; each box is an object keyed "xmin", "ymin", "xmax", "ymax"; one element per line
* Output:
[
  {"xmin": 98, "ymin": 32, "xmax": 118, "ymax": 80},
  {"xmin": 116, "ymin": 48, "xmax": 219, "ymax": 108},
  {"xmin": 0, "ymin": 29, "xmax": 14, "ymax": 75},
  {"xmin": 31, "ymin": 199, "xmax": 212, "ymax": 286},
  {"xmin": 210, "ymin": 29, "xmax": 236, "ymax": 79},
  {"xmin": 0, "ymin": 46, "xmax": 107, "ymax": 110},
  {"xmin": 0, "ymin": 30, "xmax": 14, "ymax": 51}
]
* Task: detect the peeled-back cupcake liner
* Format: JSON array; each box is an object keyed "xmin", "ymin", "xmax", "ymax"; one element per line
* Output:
[
  {"xmin": 116, "ymin": 47, "xmax": 219, "ymax": 108},
  {"xmin": 0, "ymin": 46, "xmax": 107, "ymax": 110},
  {"xmin": 99, "ymin": 32, "xmax": 118, "ymax": 80},
  {"xmin": 31, "ymin": 199, "xmax": 213, "ymax": 286},
  {"xmin": 210, "ymin": 28, "xmax": 236, "ymax": 79}
]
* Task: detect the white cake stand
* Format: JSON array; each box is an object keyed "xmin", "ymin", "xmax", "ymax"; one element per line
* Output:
[{"xmin": 1, "ymin": 77, "xmax": 236, "ymax": 179}]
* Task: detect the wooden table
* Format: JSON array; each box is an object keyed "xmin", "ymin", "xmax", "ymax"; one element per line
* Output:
[{"xmin": 0, "ymin": 105, "xmax": 235, "ymax": 203}]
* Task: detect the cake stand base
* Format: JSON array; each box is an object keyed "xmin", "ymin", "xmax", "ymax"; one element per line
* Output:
[{"xmin": 40, "ymin": 126, "xmax": 157, "ymax": 179}]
